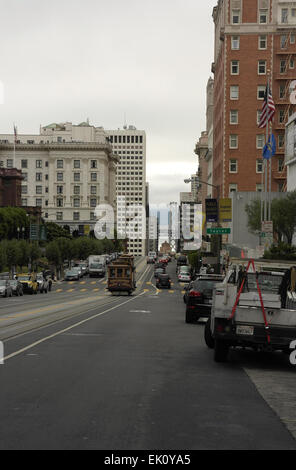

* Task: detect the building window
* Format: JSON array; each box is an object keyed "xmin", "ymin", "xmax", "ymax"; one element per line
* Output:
[
  {"xmin": 257, "ymin": 110, "xmax": 263, "ymax": 125},
  {"xmin": 57, "ymin": 160, "xmax": 64, "ymax": 169},
  {"xmin": 256, "ymin": 159, "xmax": 263, "ymax": 173},
  {"xmin": 229, "ymin": 184, "xmax": 237, "ymax": 193},
  {"xmin": 6, "ymin": 159, "xmax": 13, "ymax": 168},
  {"xmin": 259, "ymin": 35, "xmax": 267, "ymax": 50},
  {"xmin": 57, "ymin": 198, "xmax": 63, "ymax": 207},
  {"xmin": 74, "ymin": 173, "xmax": 80, "ymax": 182},
  {"xmin": 36, "ymin": 198, "xmax": 42, "ymax": 207},
  {"xmin": 90, "ymin": 212, "xmax": 96, "ymax": 221},
  {"xmin": 90, "ymin": 198, "xmax": 97, "ymax": 207},
  {"xmin": 281, "ymin": 8, "xmax": 288, "ymax": 24},
  {"xmin": 281, "ymin": 35, "xmax": 288, "ymax": 49},
  {"xmin": 256, "ymin": 134, "xmax": 265, "ymax": 149},
  {"xmin": 230, "ymin": 110, "xmax": 239, "ymax": 124},
  {"xmin": 258, "ymin": 60, "xmax": 267, "ymax": 75},
  {"xmin": 74, "ymin": 186, "xmax": 80, "ymax": 195},
  {"xmin": 22, "ymin": 172, "xmax": 28, "ymax": 182},
  {"xmin": 291, "ymin": 34, "xmax": 296, "ymax": 44},
  {"xmin": 280, "ymin": 60, "xmax": 287, "ymax": 74},
  {"xmin": 74, "ymin": 160, "xmax": 80, "ymax": 169},
  {"xmin": 57, "ymin": 186, "xmax": 63, "ymax": 194},
  {"xmin": 279, "ymin": 109, "xmax": 285, "ymax": 123},
  {"xmin": 73, "ymin": 212, "xmax": 80, "ymax": 221},
  {"xmin": 256, "ymin": 184, "xmax": 263, "ymax": 192},
  {"xmin": 290, "ymin": 58, "xmax": 294, "ymax": 69},
  {"xmin": 257, "ymin": 85, "xmax": 266, "ymax": 100},
  {"xmin": 91, "ymin": 160, "xmax": 97, "ymax": 169},
  {"xmin": 279, "ymin": 84, "xmax": 285, "ymax": 99},
  {"xmin": 232, "ymin": 9, "xmax": 240, "ymax": 24},
  {"xmin": 90, "ymin": 186, "xmax": 97, "ymax": 195},
  {"xmin": 231, "ymin": 36, "xmax": 240, "ymax": 50},
  {"xmin": 73, "ymin": 198, "xmax": 80, "ymax": 208},
  {"xmin": 278, "ymin": 134, "xmax": 285, "ymax": 148},
  {"xmin": 36, "ymin": 186, "xmax": 42, "ymax": 194},
  {"xmin": 230, "ymin": 85, "xmax": 239, "ymax": 100},
  {"xmin": 36, "ymin": 173, "xmax": 42, "ymax": 181},
  {"xmin": 231, "ymin": 61, "xmax": 239, "ymax": 75},
  {"xmin": 21, "ymin": 186, "xmax": 28, "ymax": 194},
  {"xmin": 21, "ymin": 160, "xmax": 28, "ymax": 169},
  {"xmin": 57, "ymin": 172, "xmax": 63, "ymax": 181},
  {"xmin": 229, "ymin": 159, "xmax": 238, "ymax": 173},
  {"xmin": 278, "ymin": 159, "xmax": 285, "ymax": 171},
  {"xmin": 21, "ymin": 199, "xmax": 27, "ymax": 206},
  {"xmin": 36, "ymin": 160, "xmax": 42, "ymax": 168},
  {"xmin": 56, "ymin": 212, "xmax": 63, "ymax": 221},
  {"xmin": 91, "ymin": 173, "xmax": 97, "ymax": 182},
  {"xmin": 259, "ymin": 9, "xmax": 268, "ymax": 24},
  {"xmin": 229, "ymin": 135, "xmax": 238, "ymax": 149}
]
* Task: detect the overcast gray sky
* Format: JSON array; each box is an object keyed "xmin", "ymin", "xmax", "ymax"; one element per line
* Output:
[{"xmin": 0, "ymin": 0, "xmax": 217, "ymax": 205}]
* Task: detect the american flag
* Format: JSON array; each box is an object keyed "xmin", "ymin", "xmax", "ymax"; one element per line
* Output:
[{"xmin": 258, "ymin": 83, "xmax": 275, "ymax": 129}]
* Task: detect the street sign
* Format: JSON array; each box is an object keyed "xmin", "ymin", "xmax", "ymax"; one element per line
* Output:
[
  {"xmin": 207, "ymin": 228, "xmax": 231, "ymax": 235},
  {"xmin": 29, "ymin": 224, "xmax": 39, "ymax": 241},
  {"xmin": 205, "ymin": 199, "xmax": 218, "ymax": 223},
  {"xmin": 39, "ymin": 225, "xmax": 47, "ymax": 241},
  {"xmin": 219, "ymin": 198, "xmax": 232, "ymax": 222}
]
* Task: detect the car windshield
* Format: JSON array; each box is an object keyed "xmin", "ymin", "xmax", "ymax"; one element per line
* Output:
[
  {"xmin": 193, "ymin": 280, "xmax": 217, "ymax": 291},
  {"xmin": 0, "ymin": 280, "xmax": 6, "ymax": 286},
  {"xmin": 10, "ymin": 281, "xmax": 17, "ymax": 286},
  {"xmin": 18, "ymin": 276, "xmax": 30, "ymax": 281},
  {"xmin": 90, "ymin": 263, "xmax": 102, "ymax": 269}
]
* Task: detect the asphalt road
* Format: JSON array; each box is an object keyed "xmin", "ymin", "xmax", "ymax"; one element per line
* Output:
[{"xmin": 0, "ymin": 258, "xmax": 295, "ymax": 450}]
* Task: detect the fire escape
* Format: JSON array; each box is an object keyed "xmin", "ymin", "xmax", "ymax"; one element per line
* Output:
[{"xmin": 273, "ymin": 30, "xmax": 296, "ymax": 191}]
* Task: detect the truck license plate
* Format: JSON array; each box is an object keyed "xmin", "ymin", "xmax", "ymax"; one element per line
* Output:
[{"xmin": 236, "ymin": 325, "xmax": 254, "ymax": 336}]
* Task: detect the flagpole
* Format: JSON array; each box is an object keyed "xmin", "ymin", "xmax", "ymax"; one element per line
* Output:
[{"xmin": 13, "ymin": 123, "xmax": 16, "ymax": 168}]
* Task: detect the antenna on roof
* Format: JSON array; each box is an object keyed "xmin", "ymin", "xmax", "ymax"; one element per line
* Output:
[{"xmin": 123, "ymin": 112, "xmax": 127, "ymax": 130}]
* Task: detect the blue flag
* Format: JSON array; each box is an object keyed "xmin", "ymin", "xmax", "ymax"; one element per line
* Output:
[{"xmin": 262, "ymin": 134, "xmax": 276, "ymax": 160}]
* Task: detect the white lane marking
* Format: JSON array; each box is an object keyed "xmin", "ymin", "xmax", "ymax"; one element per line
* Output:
[{"xmin": 3, "ymin": 292, "xmax": 145, "ymax": 362}]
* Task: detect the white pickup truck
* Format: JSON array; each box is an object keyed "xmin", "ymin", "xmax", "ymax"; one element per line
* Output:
[{"xmin": 204, "ymin": 261, "xmax": 296, "ymax": 362}]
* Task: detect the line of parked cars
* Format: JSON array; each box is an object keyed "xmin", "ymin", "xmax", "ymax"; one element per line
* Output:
[
  {"xmin": 64, "ymin": 254, "xmax": 120, "ymax": 281},
  {"xmin": 0, "ymin": 271, "xmax": 53, "ymax": 297}
]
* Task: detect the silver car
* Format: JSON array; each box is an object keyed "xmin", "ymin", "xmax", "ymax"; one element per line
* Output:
[{"xmin": 0, "ymin": 280, "xmax": 13, "ymax": 297}]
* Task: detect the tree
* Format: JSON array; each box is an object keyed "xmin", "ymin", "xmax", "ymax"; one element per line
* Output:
[
  {"xmin": 246, "ymin": 192, "xmax": 296, "ymax": 246},
  {"xmin": 46, "ymin": 241, "xmax": 63, "ymax": 277},
  {"xmin": 245, "ymin": 199, "xmax": 261, "ymax": 233},
  {"xmin": 45, "ymin": 222, "xmax": 71, "ymax": 242}
]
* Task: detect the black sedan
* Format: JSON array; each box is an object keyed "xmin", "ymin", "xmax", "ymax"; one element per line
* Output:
[
  {"xmin": 184, "ymin": 276, "xmax": 224, "ymax": 323},
  {"xmin": 156, "ymin": 274, "xmax": 171, "ymax": 289}
]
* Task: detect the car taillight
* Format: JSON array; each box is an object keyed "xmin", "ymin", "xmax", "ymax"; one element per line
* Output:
[{"xmin": 189, "ymin": 291, "xmax": 202, "ymax": 297}]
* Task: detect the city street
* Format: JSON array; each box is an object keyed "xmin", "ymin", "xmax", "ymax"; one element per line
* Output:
[{"xmin": 0, "ymin": 259, "xmax": 295, "ymax": 450}]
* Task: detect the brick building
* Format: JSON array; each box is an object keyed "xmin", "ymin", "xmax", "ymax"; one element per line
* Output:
[
  {"xmin": 0, "ymin": 168, "xmax": 23, "ymax": 206},
  {"xmin": 212, "ymin": 0, "xmax": 296, "ymax": 198}
]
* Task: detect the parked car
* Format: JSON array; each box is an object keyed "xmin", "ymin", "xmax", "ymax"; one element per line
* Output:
[
  {"xmin": 37, "ymin": 274, "xmax": 49, "ymax": 293},
  {"xmin": 75, "ymin": 263, "xmax": 88, "ymax": 276},
  {"xmin": 178, "ymin": 271, "xmax": 191, "ymax": 282},
  {"xmin": 156, "ymin": 274, "xmax": 171, "ymax": 289},
  {"xmin": 72, "ymin": 267, "xmax": 83, "ymax": 278},
  {"xmin": 16, "ymin": 273, "xmax": 38, "ymax": 295},
  {"xmin": 64, "ymin": 270, "xmax": 80, "ymax": 281},
  {"xmin": 10, "ymin": 280, "xmax": 24, "ymax": 296},
  {"xmin": 147, "ymin": 256, "xmax": 155, "ymax": 264},
  {"xmin": 0, "ymin": 280, "xmax": 13, "ymax": 297},
  {"xmin": 184, "ymin": 275, "xmax": 224, "ymax": 323}
]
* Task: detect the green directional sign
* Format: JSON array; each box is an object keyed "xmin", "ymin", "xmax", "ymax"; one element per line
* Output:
[
  {"xmin": 29, "ymin": 224, "xmax": 39, "ymax": 241},
  {"xmin": 207, "ymin": 228, "xmax": 231, "ymax": 235}
]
